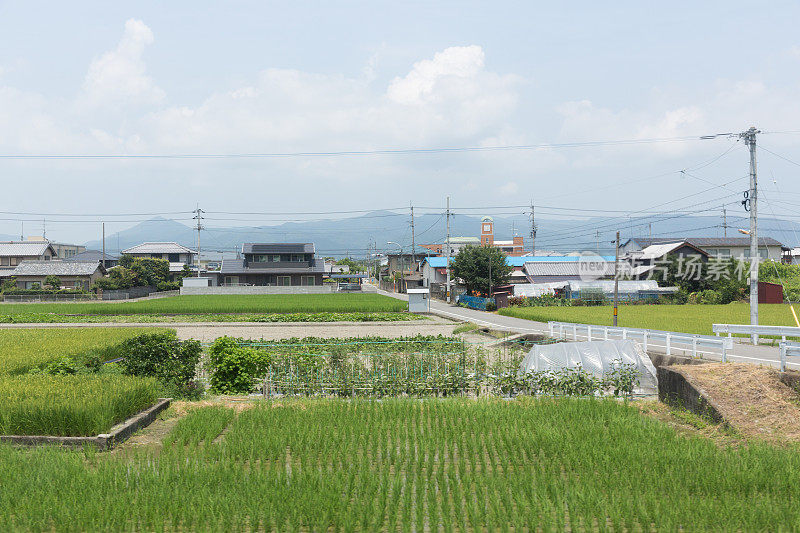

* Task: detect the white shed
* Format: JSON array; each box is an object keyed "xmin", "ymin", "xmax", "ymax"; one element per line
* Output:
[{"xmin": 407, "ymin": 288, "xmax": 430, "ymax": 313}]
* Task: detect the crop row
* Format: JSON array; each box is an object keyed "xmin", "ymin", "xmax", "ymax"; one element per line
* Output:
[
  {"xmin": 1, "ymin": 398, "xmax": 799, "ymax": 530},
  {"xmin": 0, "ymin": 311, "xmax": 421, "ymax": 324},
  {"xmin": 0, "ymin": 293, "xmax": 407, "ymax": 317}
]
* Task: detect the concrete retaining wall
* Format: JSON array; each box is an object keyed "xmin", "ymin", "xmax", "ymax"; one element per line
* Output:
[
  {"xmin": 180, "ymin": 285, "xmax": 334, "ymax": 295},
  {"xmin": 0, "ymin": 398, "xmax": 171, "ymax": 450},
  {"xmin": 656, "ymin": 367, "xmax": 725, "ymax": 423}
]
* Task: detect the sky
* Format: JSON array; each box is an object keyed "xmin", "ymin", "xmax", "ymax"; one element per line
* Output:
[{"xmin": 1, "ymin": 1, "xmax": 800, "ymax": 245}]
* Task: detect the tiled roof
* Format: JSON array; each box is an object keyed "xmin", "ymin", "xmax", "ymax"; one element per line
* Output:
[
  {"xmin": 66, "ymin": 249, "xmax": 119, "ymax": 262},
  {"xmin": 122, "ymin": 242, "xmax": 197, "ymax": 254},
  {"xmin": 630, "ymin": 236, "xmax": 784, "ymax": 248},
  {"xmin": 523, "ymin": 261, "xmax": 615, "ymax": 277},
  {"xmin": 0, "ymin": 241, "xmax": 53, "ymax": 257},
  {"xmin": 242, "ymin": 243, "xmax": 315, "ymax": 254},
  {"xmin": 11, "ymin": 260, "xmax": 102, "ymax": 276}
]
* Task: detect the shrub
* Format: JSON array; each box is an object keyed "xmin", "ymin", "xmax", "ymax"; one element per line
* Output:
[
  {"xmin": 157, "ymin": 281, "xmax": 180, "ymax": 291},
  {"xmin": 44, "ymin": 275, "xmax": 61, "ymax": 290},
  {"xmin": 697, "ymin": 289, "xmax": 721, "ymax": 305},
  {"xmin": 118, "ymin": 332, "xmax": 202, "ymax": 399},
  {"xmin": 208, "ymin": 337, "xmax": 272, "ymax": 394}
]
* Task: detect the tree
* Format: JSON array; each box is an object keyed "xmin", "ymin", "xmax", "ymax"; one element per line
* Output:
[
  {"xmin": 0, "ymin": 277, "xmax": 16, "ymax": 293},
  {"xmin": 44, "ymin": 275, "xmax": 61, "ymax": 290},
  {"xmin": 450, "ymin": 245, "xmax": 513, "ymax": 296},
  {"xmin": 336, "ymin": 257, "xmax": 366, "ymax": 273}
]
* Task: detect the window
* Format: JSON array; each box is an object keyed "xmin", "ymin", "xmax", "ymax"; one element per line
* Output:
[
  {"xmin": 272, "ymin": 255, "xmax": 281, "ymax": 262},
  {"xmin": 291, "ymin": 254, "xmax": 302, "ymax": 262},
  {"xmin": 253, "ymin": 254, "xmax": 268, "ymax": 263},
  {"xmin": 716, "ymin": 249, "xmax": 730, "ymax": 257},
  {"xmin": 0, "ymin": 257, "xmax": 8, "ymax": 266},
  {"xmin": 277, "ymin": 276, "xmax": 291, "ymax": 286},
  {"xmin": 44, "ymin": 255, "xmax": 50, "ymax": 261},
  {"xmin": 301, "ymin": 276, "xmax": 316, "ymax": 286},
  {"xmin": 225, "ymin": 276, "xmax": 239, "ymax": 286},
  {"xmin": 168, "ymin": 253, "xmax": 180, "ymax": 262},
  {"xmin": 10, "ymin": 257, "xmax": 18, "ymax": 266}
]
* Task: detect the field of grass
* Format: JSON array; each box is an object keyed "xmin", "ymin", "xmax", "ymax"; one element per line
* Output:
[
  {"xmin": 0, "ymin": 293, "xmax": 406, "ymax": 318},
  {"xmin": 0, "ymin": 327, "xmax": 166, "ymax": 375},
  {"xmin": 0, "ymin": 374, "xmax": 159, "ymax": 436},
  {"xmin": 1, "ymin": 398, "xmax": 799, "ymax": 530},
  {"xmin": 499, "ymin": 302, "xmax": 800, "ymax": 335}
]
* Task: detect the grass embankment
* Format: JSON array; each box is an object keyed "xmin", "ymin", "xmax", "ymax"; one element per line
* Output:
[
  {"xmin": 0, "ymin": 374, "xmax": 159, "ymax": 436},
  {"xmin": 0, "ymin": 293, "xmax": 406, "ymax": 317},
  {"xmin": 0, "ymin": 327, "xmax": 166, "ymax": 375},
  {"xmin": 500, "ymin": 302, "xmax": 800, "ymax": 335},
  {"xmin": 1, "ymin": 398, "xmax": 799, "ymax": 530}
]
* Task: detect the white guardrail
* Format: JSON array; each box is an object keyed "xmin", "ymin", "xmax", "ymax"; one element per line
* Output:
[
  {"xmin": 779, "ymin": 342, "xmax": 800, "ymax": 372},
  {"xmin": 548, "ymin": 321, "xmax": 732, "ymax": 361},
  {"xmin": 712, "ymin": 323, "xmax": 800, "ymax": 343}
]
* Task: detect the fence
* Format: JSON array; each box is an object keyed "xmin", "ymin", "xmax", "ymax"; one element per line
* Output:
[
  {"xmin": 457, "ymin": 294, "xmax": 495, "ymax": 310},
  {"xmin": 1, "ymin": 293, "xmax": 98, "ymax": 302},
  {"xmin": 548, "ymin": 321, "xmax": 732, "ymax": 360}
]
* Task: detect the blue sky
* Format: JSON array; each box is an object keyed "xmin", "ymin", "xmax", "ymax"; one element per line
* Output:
[{"xmin": 1, "ymin": 1, "xmax": 800, "ymax": 243}]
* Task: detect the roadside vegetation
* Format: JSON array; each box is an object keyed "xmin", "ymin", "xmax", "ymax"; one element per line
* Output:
[
  {"xmin": 2, "ymin": 398, "xmax": 800, "ymax": 530},
  {"xmin": 500, "ymin": 302, "xmax": 800, "ymax": 335}
]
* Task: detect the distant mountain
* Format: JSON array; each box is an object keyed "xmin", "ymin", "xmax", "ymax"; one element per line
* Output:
[{"xmin": 83, "ymin": 211, "xmax": 800, "ymax": 258}]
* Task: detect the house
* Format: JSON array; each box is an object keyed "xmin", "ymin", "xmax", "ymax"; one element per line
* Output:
[
  {"xmin": 622, "ymin": 236, "xmax": 786, "ymax": 261},
  {"xmin": 514, "ymin": 280, "xmax": 677, "ymax": 301},
  {"xmin": 0, "ymin": 241, "xmax": 56, "ymax": 271},
  {"xmin": 216, "ymin": 243, "xmax": 324, "ymax": 286},
  {"xmin": 66, "ymin": 249, "xmax": 119, "ymax": 269},
  {"xmin": 122, "ymin": 242, "xmax": 198, "ymax": 279},
  {"xmin": 21, "ymin": 236, "xmax": 85, "ymax": 259},
  {"xmin": 324, "ymin": 261, "xmax": 350, "ymax": 275},
  {"xmin": 522, "ymin": 256, "xmax": 616, "ymax": 284},
  {"xmin": 420, "ymin": 255, "xmax": 561, "ymax": 288},
  {"xmin": 622, "ymin": 241, "xmax": 709, "ymax": 279},
  {"xmin": 3, "ymin": 260, "xmax": 105, "ymax": 291}
]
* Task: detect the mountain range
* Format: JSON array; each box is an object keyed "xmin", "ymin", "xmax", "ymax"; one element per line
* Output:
[{"xmin": 79, "ymin": 211, "xmax": 800, "ymax": 258}]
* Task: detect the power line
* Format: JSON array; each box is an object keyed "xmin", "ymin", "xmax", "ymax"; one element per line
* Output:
[{"xmin": 0, "ymin": 133, "xmax": 737, "ymax": 160}]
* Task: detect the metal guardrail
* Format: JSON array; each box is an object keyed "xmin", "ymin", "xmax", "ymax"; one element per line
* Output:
[
  {"xmin": 713, "ymin": 323, "xmax": 800, "ymax": 343},
  {"xmin": 548, "ymin": 321, "xmax": 731, "ymax": 360},
  {"xmin": 779, "ymin": 341, "xmax": 800, "ymax": 372}
]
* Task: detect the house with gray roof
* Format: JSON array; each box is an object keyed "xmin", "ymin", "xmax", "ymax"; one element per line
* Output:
[
  {"xmin": 214, "ymin": 243, "xmax": 324, "ymax": 286},
  {"xmin": 122, "ymin": 242, "xmax": 198, "ymax": 279},
  {"xmin": 622, "ymin": 236, "xmax": 787, "ymax": 261},
  {"xmin": 66, "ymin": 249, "xmax": 119, "ymax": 268},
  {"xmin": 3, "ymin": 260, "xmax": 105, "ymax": 290},
  {"xmin": 0, "ymin": 241, "xmax": 57, "ymax": 271}
]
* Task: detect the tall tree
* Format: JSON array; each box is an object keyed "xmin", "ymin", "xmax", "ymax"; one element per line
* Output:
[{"xmin": 451, "ymin": 245, "xmax": 512, "ymax": 296}]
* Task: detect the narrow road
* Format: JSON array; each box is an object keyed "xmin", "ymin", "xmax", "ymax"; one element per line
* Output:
[{"xmin": 377, "ymin": 287, "xmax": 796, "ymax": 370}]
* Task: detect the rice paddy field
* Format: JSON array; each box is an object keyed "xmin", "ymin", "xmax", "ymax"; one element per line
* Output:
[
  {"xmin": 0, "ymin": 293, "xmax": 406, "ymax": 319},
  {"xmin": 0, "ymin": 327, "xmax": 166, "ymax": 375},
  {"xmin": 500, "ymin": 302, "xmax": 800, "ymax": 335},
  {"xmin": 0, "ymin": 374, "xmax": 159, "ymax": 436},
  {"xmin": 1, "ymin": 398, "xmax": 799, "ymax": 531}
]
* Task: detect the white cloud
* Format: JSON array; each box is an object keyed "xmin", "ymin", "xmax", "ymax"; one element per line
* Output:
[
  {"xmin": 387, "ymin": 45, "xmax": 485, "ymax": 105},
  {"xmin": 81, "ymin": 18, "xmax": 164, "ymax": 107}
]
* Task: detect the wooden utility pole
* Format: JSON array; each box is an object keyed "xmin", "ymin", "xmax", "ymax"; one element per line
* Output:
[{"xmin": 446, "ymin": 196, "xmax": 451, "ymax": 303}]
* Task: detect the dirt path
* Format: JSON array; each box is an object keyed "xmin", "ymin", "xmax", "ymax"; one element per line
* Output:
[{"xmin": 675, "ymin": 363, "xmax": 800, "ymax": 443}]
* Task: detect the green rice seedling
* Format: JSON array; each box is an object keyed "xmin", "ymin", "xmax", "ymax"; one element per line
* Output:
[
  {"xmin": 0, "ymin": 374, "xmax": 159, "ymax": 436},
  {"xmin": 1, "ymin": 398, "xmax": 800, "ymax": 530},
  {"xmin": 163, "ymin": 406, "xmax": 235, "ymax": 448},
  {"xmin": 0, "ymin": 327, "xmax": 168, "ymax": 375}
]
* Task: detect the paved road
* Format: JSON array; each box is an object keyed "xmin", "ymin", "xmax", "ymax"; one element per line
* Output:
[{"xmin": 377, "ymin": 287, "xmax": 797, "ymax": 370}]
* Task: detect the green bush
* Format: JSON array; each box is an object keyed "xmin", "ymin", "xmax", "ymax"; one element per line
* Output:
[
  {"xmin": 208, "ymin": 337, "xmax": 272, "ymax": 394},
  {"xmin": 118, "ymin": 332, "xmax": 202, "ymax": 399},
  {"xmin": 157, "ymin": 281, "xmax": 180, "ymax": 291}
]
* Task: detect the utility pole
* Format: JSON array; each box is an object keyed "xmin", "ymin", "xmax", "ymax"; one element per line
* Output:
[
  {"xmin": 722, "ymin": 206, "xmax": 728, "ymax": 237},
  {"xmin": 595, "ymin": 230, "xmax": 600, "ymax": 252},
  {"xmin": 531, "ymin": 202, "xmax": 536, "ymax": 253},
  {"xmin": 410, "ymin": 205, "xmax": 416, "ymax": 275},
  {"xmin": 102, "ymin": 222, "xmax": 106, "ymax": 269},
  {"xmin": 193, "ymin": 206, "xmax": 204, "ymax": 277},
  {"xmin": 741, "ymin": 126, "xmax": 760, "ymax": 343},
  {"xmin": 446, "ymin": 196, "xmax": 452, "ymax": 303},
  {"xmin": 613, "ymin": 231, "xmax": 620, "ymax": 327},
  {"xmin": 488, "ymin": 252, "xmax": 492, "ymax": 299},
  {"xmin": 648, "ymin": 222, "xmax": 652, "ymax": 241}
]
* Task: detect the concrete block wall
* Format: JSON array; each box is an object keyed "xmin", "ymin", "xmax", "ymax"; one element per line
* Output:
[{"xmin": 180, "ymin": 285, "xmax": 334, "ymax": 296}]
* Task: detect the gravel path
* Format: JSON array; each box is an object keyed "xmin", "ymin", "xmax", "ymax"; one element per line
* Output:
[{"xmin": 173, "ymin": 321, "xmax": 457, "ymax": 341}]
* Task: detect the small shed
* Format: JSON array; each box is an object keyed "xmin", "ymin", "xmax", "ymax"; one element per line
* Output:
[
  {"xmin": 182, "ymin": 277, "xmax": 212, "ymax": 288},
  {"xmin": 407, "ymin": 288, "xmax": 430, "ymax": 313},
  {"xmin": 758, "ymin": 281, "xmax": 784, "ymax": 304}
]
